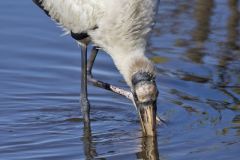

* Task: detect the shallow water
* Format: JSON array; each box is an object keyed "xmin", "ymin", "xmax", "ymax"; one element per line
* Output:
[{"xmin": 0, "ymin": 0, "xmax": 240, "ymax": 159}]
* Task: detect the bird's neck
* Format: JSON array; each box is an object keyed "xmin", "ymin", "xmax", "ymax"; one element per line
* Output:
[{"xmin": 110, "ymin": 49, "xmax": 156, "ymax": 87}]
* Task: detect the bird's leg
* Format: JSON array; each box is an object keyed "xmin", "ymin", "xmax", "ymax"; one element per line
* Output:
[
  {"xmin": 87, "ymin": 46, "xmax": 98, "ymax": 78},
  {"xmin": 81, "ymin": 43, "xmax": 90, "ymax": 125},
  {"xmin": 86, "ymin": 47, "xmax": 133, "ymax": 100}
]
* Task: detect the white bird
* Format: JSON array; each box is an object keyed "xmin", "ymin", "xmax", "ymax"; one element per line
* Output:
[{"xmin": 33, "ymin": 0, "xmax": 160, "ymax": 136}]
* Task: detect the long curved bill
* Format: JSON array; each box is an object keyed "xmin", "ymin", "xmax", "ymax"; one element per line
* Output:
[{"xmin": 108, "ymin": 86, "xmax": 157, "ymax": 136}]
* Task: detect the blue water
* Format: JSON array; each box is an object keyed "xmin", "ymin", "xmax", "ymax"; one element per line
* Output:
[{"xmin": 0, "ymin": 0, "xmax": 240, "ymax": 159}]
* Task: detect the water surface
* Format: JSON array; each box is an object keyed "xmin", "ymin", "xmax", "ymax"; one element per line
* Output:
[{"xmin": 0, "ymin": 0, "xmax": 240, "ymax": 159}]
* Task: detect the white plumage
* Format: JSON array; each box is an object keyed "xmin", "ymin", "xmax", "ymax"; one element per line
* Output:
[
  {"xmin": 35, "ymin": 0, "xmax": 160, "ymax": 136},
  {"xmin": 37, "ymin": 0, "xmax": 159, "ymax": 86}
]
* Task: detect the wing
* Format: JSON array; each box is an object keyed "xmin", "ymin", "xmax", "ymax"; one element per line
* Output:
[{"xmin": 33, "ymin": 0, "xmax": 100, "ymax": 34}]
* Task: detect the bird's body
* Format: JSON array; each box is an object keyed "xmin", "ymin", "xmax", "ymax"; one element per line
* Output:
[
  {"xmin": 34, "ymin": 0, "xmax": 160, "ymax": 136},
  {"xmin": 37, "ymin": 0, "xmax": 159, "ymax": 85}
]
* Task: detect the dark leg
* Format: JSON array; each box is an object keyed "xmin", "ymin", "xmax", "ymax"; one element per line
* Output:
[
  {"xmin": 81, "ymin": 43, "xmax": 90, "ymax": 125},
  {"xmin": 86, "ymin": 48, "xmax": 133, "ymax": 100},
  {"xmin": 87, "ymin": 46, "xmax": 98, "ymax": 78}
]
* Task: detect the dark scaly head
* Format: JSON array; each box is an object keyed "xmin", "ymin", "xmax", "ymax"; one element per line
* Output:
[{"xmin": 129, "ymin": 57, "xmax": 158, "ymax": 136}]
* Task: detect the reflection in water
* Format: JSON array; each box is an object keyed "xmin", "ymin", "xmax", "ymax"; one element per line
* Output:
[
  {"xmin": 232, "ymin": 115, "xmax": 240, "ymax": 136},
  {"xmin": 83, "ymin": 123, "xmax": 160, "ymax": 160},
  {"xmin": 215, "ymin": 0, "xmax": 240, "ymax": 111},
  {"xmin": 82, "ymin": 123, "xmax": 98, "ymax": 160},
  {"xmin": 227, "ymin": 0, "xmax": 239, "ymax": 50},
  {"xmin": 137, "ymin": 136, "xmax": 160, "ymax": 160},
  {"xmin": 192, "ymin": 0, "xmax": 214, "ymax": 43},
  {"xmin": 186, "ymin": 0, "xmax": 214, "ymax": 63}
]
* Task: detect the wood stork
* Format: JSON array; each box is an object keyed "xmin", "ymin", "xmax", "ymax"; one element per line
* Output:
[{"xmin": 33, "ymin": 0, "xmax": 160, "ymax": 136}]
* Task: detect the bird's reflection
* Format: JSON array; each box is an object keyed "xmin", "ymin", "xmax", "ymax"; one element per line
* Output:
[
  {"xmin": 137, "ymin": 135, "xmax": 160, "ymax": 160},
  {"xmin": 82, "ymin": 121, "xmax": 160, "ymax": 160},
  {"xmin": 82, "ymin": 122, "xmax": 98, "ymax": 160}
]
